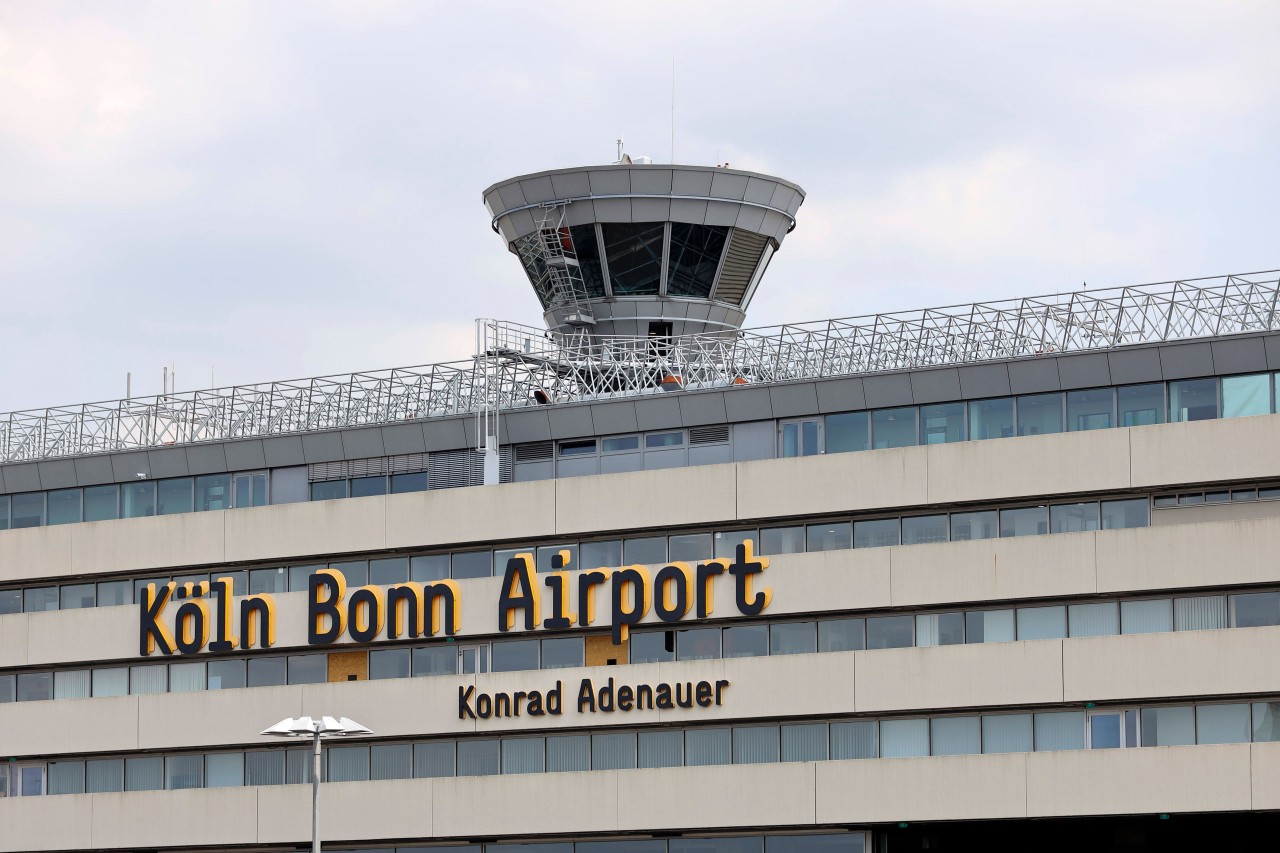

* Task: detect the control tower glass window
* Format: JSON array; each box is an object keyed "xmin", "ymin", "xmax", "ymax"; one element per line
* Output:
[
  {"xmin": 602, "ymin": 223, "xmax": 665, "ymax": 295},
  {"xmin": 513, "ymin": 234, "xmax": 553, "ymax": 309},
  {"xmin": 568, "ymin": 225, "xmax": 606, "ymax": 298},
  {"xmin": 667, "ymin": 224, "xmax": 727, "ymax": 298}
]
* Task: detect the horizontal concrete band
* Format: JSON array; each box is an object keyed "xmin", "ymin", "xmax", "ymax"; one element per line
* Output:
[
  {"xmin": 1, "ymin": 744, "xmax": 1274, "ymax": 852},
  {"xmin": 5, "ymin": 513, "xmax": 1280, "ymax": 669},
  {"xmin": 3, "ymin": 414, "xmax": 1280, "ymax": 587},
  {"xmin": 2, "ymin": 626, "xmax": 1278, "ymax": 758}
]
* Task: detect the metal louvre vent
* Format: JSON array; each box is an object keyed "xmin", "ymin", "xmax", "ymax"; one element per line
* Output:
[
  {"xmin": 428, "ymin": 447, "xmax": 513, "ymax": 489},
  {"xmin": 307, "ymin": 452, "xmax": 428, "ymax": 482},
  {"xmin": 514, "ymin": 441, "xmax": 554, "ymax": 462},
  {"xmin": 689, "ymin": 425, "xmax": 731, "ymax": 444},
  {"xmin": 711, "ymin": 229, "xmax": 770, "ymax": 306}
]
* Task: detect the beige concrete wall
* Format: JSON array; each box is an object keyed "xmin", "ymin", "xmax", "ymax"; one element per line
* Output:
[
  {"xmin": 9, "ymin": 627, "xmax": 1280, "ymax": 758},
  {"xmin": 6, "ymin": 414, "xmax": 1280, "ymax": 588},
  {"xmin": 0, "ymin": 745, "xmax": 1267, "ymax": 851}
]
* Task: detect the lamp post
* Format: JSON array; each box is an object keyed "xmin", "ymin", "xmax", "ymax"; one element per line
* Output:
[{"xmin": 261, "ymin": 716, "xmax": 372, "ymax": 853}]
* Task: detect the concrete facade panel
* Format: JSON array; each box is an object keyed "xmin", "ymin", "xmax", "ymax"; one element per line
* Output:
[
  {"xmin": 0, "ymin": 524, "xmax": 73, "ymax": 583},
  {"xmin": 737, "ymin": 449, "xmax": 928, "ymax": 520},
  {"xmin": 0, "ymin": 694, "xmax": 140, "ymax": 757},
  {"xmin": 1249, "ymin": 741, "xmax": 1280, "ymax": 809},
  {"xmin": 0, "ymin": 795, "xmax": 93, "ymax": 852},
  {"xmin": 91, "ymin": 787, "xmax": 261, "ymax": 850},
  {"xmin": 432, "ymin": 771, "xmax": 618, "ymax": 837},
  {"xmin": 69, "ymin": 511, "xmax": 225, "ymax": 577},
  {"xmin": 1025, "ymin": 744, "xmax": 1251, "ymax": 816},
  {"xmin": 856, "ymin": 640, "xmax": 1064, "ymax": 713},
  {"xmin": 817, "ymin": 753, "xmax": 1027, "ymax": 824},
  {"xmin": 1096, "ymin": 517, "xmax": 1280, "ymax": 594},
  {"xmin": 0, "ymin": 613, "xmax": 26, "ymax": 667},
  {"xmin": 556, "ymin": 465, "xmax": 737, "ymax": 535},
  {"xmin": 890, "ymin": 531, "xmax": 1098, "ymax": 608},
  {"xmin": 926, "ymin": 428, "xmax": 1131, "ymax": 505},
  {"xmin": 1062, "ymin": 626, "xmax": 1280, "ymax": 702},
  {"xmin": 223, "ymin": 496, "xmax": 385, "ymax": 563},
  {"xmin": 618, "ymin": 763, "xmax": 815, "ymax": 832},
  {"xmin": 385, "ymin": 480, "xmax": 557, "ymax": 550},
  {"xmin": 1130, "ymin": 415, "xmax": 1280, "ymax": 487}
]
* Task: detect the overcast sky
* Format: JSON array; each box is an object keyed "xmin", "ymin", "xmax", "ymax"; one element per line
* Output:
[{"xmin": 1, "ymin": 1, "xmax": 1277, "ymax": 410}]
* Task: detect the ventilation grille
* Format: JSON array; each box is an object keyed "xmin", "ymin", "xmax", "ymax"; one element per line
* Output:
[
  {"xmin": 428, "ymin": 447, "xmax": 514, "ymax": 490},
  {"xmin": 689, "ymin": 425, "xmax": 731, "ymax": 445},
  {"xmin": 712, "ymin": 229, "xmax": 770, "ymax": 306},
  {"xmin": 514, "ymin": 441, "xmax": 554, "ymax": 462},
  {"xmin": 308, "ymin": 453, "xmax": 429, "ymax": 482}
]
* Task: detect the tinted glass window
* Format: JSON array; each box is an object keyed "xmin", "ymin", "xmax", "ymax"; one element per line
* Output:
[
  {"xmin": 541, "ymin": 637, "xmax": 584, "ymax": 669},
  {"xmin": 854, "ymin": 518, "xmax": 899, "ymax": 548},
  {"xmin": 60, "ymin": 583, "xmax": 95, "ymax": 609},
  {"xmin": 581, "ymin": 539, "xmax": 623, "ymax": 569},
  {"xmin": 450, "ymin": 551, "xmax": 491, "ymax": 579},
  {"xmin": 669, "ymin": 533, "xmax": 712, "ymax": 562},
  {"xmin": 97, "ymin": 580, "xmax": 132, "ymax": 607},
  {"xmin": 412, "ymin": 645, "xmax": 457, "ymax": 676},
  {"xmin": 602, "ymin": 222, "xmax": 665, "ymax": 295},
  {"xmin": 902, "ymin": 514, "xmax": 949, "ymax": 545},
  {"xmin": 288, "ymin": 654, "xmax": 328, "ymax": 685},
  {"xmin": 676, "ymin": 627, "xmax": 721, "ymax": 661},
  {"xmin": 866, "ymin": 615, "xmax": 913, "ymax": 649},
  {"xmin": 1017, "ymin": 393, "xmax": 1063, "ymax": 436},
  {"xmin": 390, "ymin": 471, "xmax": 429, "ymax": 494},
  {"xmin": 11, "ymin": 492, "xmax": 45, "ymax": 528},
  {"xmin": 47, "ymin": 489, "xmax": 81, "ymax": 525},
  {"xmin": 871, "ymin": 407, "xmax": 916, "ymax": 449},
  {"xmin": 667, "ymin": 223, "xmax": 727, "ymax": 298},
  {"xmin": 350, "ymin": 476, "xmax": 386, "ymax": 497},
  {"xmin": 369, "ymin": 557, "xmax": 409, "ymax": 585},
  {"xmin": 818, "ymin": 618, "xmax": 865, "ymax": 652},
  {"xmin": 770, "ymin": 621, "xmax": 817, "ymax": 655},
  {"xmin": 157, "ymin": 478, "xmax": 193, "ymax": 515},
  {"xmin": 920, "ymin": 402, "xmax": 965, "ymax": 444},
  {"xmin": 723, "ymin": 624, "xmax": 769, "ymax": 658},
  {"xmin": 951, "ymin": 510, "xmax": 998, "ymax": 541},
  {"xmin": 370, "ymin": 649, "xmax": 411, "ymax": 680},
  {"xmin": 208, "ymin": 659, "xmax": 246, "ymax": 690},
  {"xmin": 623, "ymin": 536, "xmax": 666, "ymax": 564},
  {"xmin": 807, "ymin": 521, "xmax": 852, "ymax": 552},
  {"xmin": 120, "ymin": 482, "xmax": 155, "ymax": 518},
  {"xmin": 492, "ymin": 639, "xmax": 540, "ymax": 672},
  {"xmin": 410, "ymin": 554, "xmax": 450, "ymax": 582},
  {"xmin": 760, "ymin": 525, "xmax": 806, "ymax": 554},
  {"xmin": 310, "ymin": 481, "xmax": 346, "ymax": 501},
  {"xmin": 568, "ymin": 224, "xmax": 606, "ymax": 297},
  {"xmin": 824, "ymin": 411, "xmax": 869, "ymax": 453},
  {"xmin": 247, "ymin": 657, "xmax": 287, "ymax": 688},
  {"xmin": 1066, "ymin": 388, "xmax": 1114, "ymax": 430},
  {"xmin": 1169, "ymin": 377, "xmax": 1218, "ymax": 422},
  {"xmin": 630, "ymin": 630, "xmax": 675, "ymax": 664},
  {"xmin": 969, "ymin": 397, "xmax": 1014, "ymax": 440},
  {"xmin": 82, "ymin": 485, "xmax": 119, "ymax": 521}
]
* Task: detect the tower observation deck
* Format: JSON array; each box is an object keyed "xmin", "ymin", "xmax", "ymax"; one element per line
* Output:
[{"xmin": 483, "ymin": 164, "xmax": 805, "ymax": 338}]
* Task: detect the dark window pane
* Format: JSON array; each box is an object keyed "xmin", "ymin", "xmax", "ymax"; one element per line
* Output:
[
  {"xmin": 667, "ymin": 223, "xmax": 727, "ymax": 297},
  {"xmin": 450, "ymin": 551, "xmax": 491, "ymax": 579},
  {"xmin": 767, "ymin": 834, "xmax": 866, "ymax": 852},
  {"xmin": 541, "ymin": 637, "xmax": 584, "ymax": 669},
  {"xmin": 951, "ymin": 510, "xmax": 998, "ymax": 540},
  {"xmin": 1231, "ymin": 592, "xmax": 1280, "ymax": 628},
  {"xmin": 760, "ymin": 526, "xmax": 806, "ymax": 554},
  {"xmin": 1169, "ymin": 378, "xmax": 1219, "ymax": 422},
  {"xmin": 917, "ymin": 612, "xmax": 965, "ymax": 646},
  {"xmin": 723, "ymin": 624, "xmax": 768, "ymax": 658},
  {"xmin": 770, "ymin": 621, "xmax": 817, "ymax": 655},
  {"xmin": 1017, "ymin": 393, "xmax": 1063, "ymax": 436},
  {"xmin": 819, "ymin": 618, "xmax": 865, "ymax": 652},
  {"xmin": 0, "ymin": 495, "xmax": 8, "ymax": 530},
  {"xmin": 247, "ymin": 657, "xmax": 287, "ymax": 688},
  {"xmin": 11, "ymin": 492, "xmax": 46, "ymax": 528},
  {"xmin": 623, "ymin": 536, "xmax": 666, "ymax": 564},
  {"xmin": 1119, "ymin": 383, "xmax": 1165, "ymax": 426},
  {"xmin": 0, "ymin": 589, "xmax": 19, "ymax": 615},
  {"xmin": 120, "ymin": 482, "xmax": 155, "ymax": 518},
  {"xmin": 250, "ymin": 568, "xmax": 287, "ymax": 594},
  {"xmin": 569, "ymin": 223, "xmax": 606, "ymax": 297},
  {"xmin": 676, "ymin": 627, "xmax": 721, "ymax": 661},
  {"xmin": 1101, "ymin": 499, "xmax": 1149, "ymax": 530},
  {"xmin": 645, "ymin": 431, "xmax": 684, "ymax": 448},
  {"xmin": 60, "ymin": 584, "xmax": 95, "ymax": 610},
  {"xmin": 969, "ymin": 397, "xmax": 1014, "ymax": 440},
  {"xmin": 82, "ymin": 484, "xmax": 119, "ymax": 521},
  {"xmin": 1067, "ymin": 388, "xmax": 1114, "ymax": 431},
  {"xmin": 17, "ymin": 671, "xmax": 53, "ymax": 701},
  {"xmin": 369, "ymin": 557, "xmax": 409, "ymax": 586},
  {"xmin": 807, "ymin": 521, "xmax": 852, "ymax": 552},
  {"xmin": 867, "ymin": 615, "xmax": 913, "ymax": 649},
  {"xmin": 1000, "ymin": 506, "xmax": 1049, "ymax": 537},
  {"xmin": 310, "ymin": 480, "xmax": 346, "ymax": 501},
  {"xmin": 559, "ymin": 439, "xmax": 596, "ymax": 456},
  {"xmin": 97, "ymin": 580, "xmax": 132, "ymax": 607},
  {"xmin": 920, "ymin": 402, "xmax": 965, "ymax": 444},
  {"xmin": 456, "ymin": 739, "xmax": 500, "ymax": 776},
  {"xmin": 871, "ymin": 407, "xmax": 917, "ymax": 448},
  {"xmin": 602, "ymin": 435, "xmax": 640, "ymax": 453},
  {"xmin": 86, "ymin": 758, "xmax": 124, "ymax": 793},
  {"xmin": 370, "ymin": 649, "xmax": 410, "ymax": 680},
  {"xmin": 1050, "ymin": 502, "xmax": 1099, "ymax": 533},
  {"xmin": 208, "ymin": 659, "xmax": 246, "ymax": 690},
  {"xmin": 685, "ymin": 728, "xmax": 731, "ymax": 766},
  {"xmin": 630, "ymin": 630, "xmax": 675, "ymax": 664},
  {"xmin": 0, "ymin": 674, "xmax": 12, "ymax": 702},
  {"xmin": 672, "ymin": 839, "xmax": 762, "ymax": 853},
  {"xmin": 581, "ymin": 539, "xmax": 623, "ymax": 569},
  {"xmin": 825, "ymin": 411, "xmax": 869, "ymax": 453},
  {"xmin": 902, "ymin": 514, "xmax": 949, "ymax": 545},
  {"xmin": 24, "ymin": 586, "xmax": 58, "ymax": 612},
  {"xmin": 157, "ymin": 478, "xmax": 193, "ymax": 515},
  {"xmin": 412, "ymin": 645, "xmax": 457, "ymax": 676},
  {"xmin": 491, "ymin": 639, "xmax": 539, "ymax": 672},
  {"xmin": 287, "ymin": 654, "xmax": 327, "ymax": 685},
  {"xmin": 195, "ymin": 474, "xmax": 232, "ymax": 511},
  {"xmin": 854, "ymin": 518, "xmax": 899, "ymax": 549},
  {"xmin": 602, "ymin": 222, "xmax": 665, "ymax": 295},
  {"xmin": 669, "ymin": 533, "xmax": 712, "ymax": 562},
  {"xmin": 125, "ymin": 756, "xmax": 163, "ymax": 791},
  {"xmin": 47, "ymin": 489, "xmax": 82, "ymax": 525},
  {"xmin": 390, "ymin": 471, "xmax": 429, "ymax": 494},
  {"xmin": 414, "ymin": 741, "xmax": 456, "ymax": 777},
  {"xmin": 350, "ymin": 476, "xmax": 386, "ymax": 497},
  {"xmin": 714, "ymin": 529, "xmax": 756, "ymax": 559},
  {"xmin": 410, "ymin": 554, "xmax": 450, "ymax": 582}
]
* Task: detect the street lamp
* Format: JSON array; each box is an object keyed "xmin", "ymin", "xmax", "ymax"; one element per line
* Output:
[{"xmin": 261, "ymin": 716, "xmax": 373, "ymax": 853}]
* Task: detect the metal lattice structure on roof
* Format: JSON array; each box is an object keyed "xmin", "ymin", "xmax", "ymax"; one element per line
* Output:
[{"xmin": 1, "ymin": 270, "xmax": 1278, "ymax": 464}]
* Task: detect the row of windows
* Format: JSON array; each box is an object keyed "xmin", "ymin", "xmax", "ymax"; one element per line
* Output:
[
  {"xmin": 0, "ymin": 471, "xmax": 268, "ymax": 531},
  {"xmin": 9, "ymin": 699, "xmax": 1280, "ymax": 799},
  {"xmin": 776, "ymin": 373, "xmax": 1280, "ymax": 457},
  {"xmin": 0, "ymin": 495, "xmax": 1153, "ymax": 615},
  {"xmin": 1153, "ymin": 483, "xmax": 1280, "ymax": 507},
  {"xmin": 6, "ymin": 588, "xmax": 1279, "ymax": 704}
]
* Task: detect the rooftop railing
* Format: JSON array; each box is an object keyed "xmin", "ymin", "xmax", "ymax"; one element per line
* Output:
[{"xmin": 2, "ymin": 270, "xmax": 1277, "ymax": 463}]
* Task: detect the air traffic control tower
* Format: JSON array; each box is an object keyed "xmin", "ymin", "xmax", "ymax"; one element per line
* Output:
[{"xmin": 484, "ymin": 163, "xmax": 805, "ymax": 338}]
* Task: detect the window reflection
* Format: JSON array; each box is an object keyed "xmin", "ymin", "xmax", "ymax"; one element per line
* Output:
[
  {"xmin": 667, "ymin": 223, "xmax": 727, "ymax": 298},
  {"xmin": 602, "ymin": 222, "xmax": 665, "ymax": 295}
]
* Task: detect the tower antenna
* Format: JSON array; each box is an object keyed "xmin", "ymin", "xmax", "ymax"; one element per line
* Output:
[{"xmin": 670, "ymin": 58, "xmax": 676, "ymax": 163}]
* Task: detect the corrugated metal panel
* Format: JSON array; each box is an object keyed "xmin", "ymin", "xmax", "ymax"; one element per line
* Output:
[
  {"xmin": 308, "ymin": 452, "xmax": 429, "ymax": 482},
  {"xmin": 712, "ymin": 229, "xmax": 770, "ymax": 306},
  {"xmin": 689, "ymin": 425, "xmax": 730, "ymax": 445},
  {"xmin": 514, "ymin": 441, "xmax": 554, "ymax": 462},
  {"xmin": 428, "ymin": 448, "xmax": 513, "ymax": 489}
]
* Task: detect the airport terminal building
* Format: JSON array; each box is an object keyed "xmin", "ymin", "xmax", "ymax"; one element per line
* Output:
[{"xmin": 2, "ymin": 163, "xmax": 1280, "ymax": 852}]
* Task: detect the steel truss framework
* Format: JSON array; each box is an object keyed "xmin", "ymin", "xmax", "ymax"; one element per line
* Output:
[{"xmin": 2, "ymin": 271, "xmax": 1277, "ymax": 464}]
